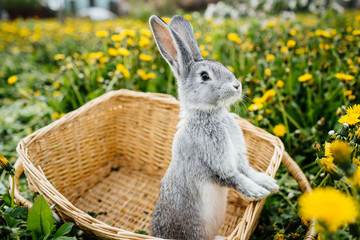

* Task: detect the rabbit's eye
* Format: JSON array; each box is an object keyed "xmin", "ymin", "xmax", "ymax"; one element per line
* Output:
[{"xmin": 201, "ymin": 71, "xmax": 210, "ymax": 81}]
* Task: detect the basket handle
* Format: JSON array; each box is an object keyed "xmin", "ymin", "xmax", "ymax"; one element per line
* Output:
[
  {"xmin": 282, "ymin": 152, "xmax": 317, "ymax": 240},
  {"xmin": 9, "ymin": 159, "xmax": 34, "ymax": 209}
]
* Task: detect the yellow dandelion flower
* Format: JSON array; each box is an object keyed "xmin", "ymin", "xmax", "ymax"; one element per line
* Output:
[
  {"xmin": 266, "ymin": 54, "xmax": 275, "ymax": 62},
  {"xmin": 137, "ymin": 69, "xmax": 156, "ymax": 80},
  {"xmin": 324, "ymin": 142, "xmax": 331, "ymax": 157},
  {"xmin": 96, "ymin": 30, "xmax": 109, "ymax": 38},
  {"xmin": 7, "ymin": 75, "xmax": 18, "ymax": 85},
  {"xmin": 265, "ymin": 68, "xmax": 271, "ymax": 77},
  {"xmin": 330, "ymin": 140, "xmax": 352, "ymax": 164},
  {"xmin": 354, "ymin": 158, "xmax": 360, "ymax": 165},
  {"xmin": 353, "ymin": 30, "xmax": 360, "ymax": 36},
  {"xmin": 346, "ymin": 104, "xmax": 360, "ymax": 115},
  {"xmin": 140, "ymin": 28, "xmax": 152, "ymax": 37},
  {"xmin": 321, "ymin": 156, "xmax": 336, "ymax": 173},
  {"xmin": 72, "ymin": 52, "xmax": 79, "ymax": 59},
  {"xmin": 122, "ymin": 29, "xmax": 136, "ymax": 37},
  {"xmin": 89, "ymin": 51, "xmax": 103, "ymax": 59},
  {"xmin": 118, "ymin": 48, "xmax": 130, "ymax": 57},
  {"xmin": 184, "ymin": 14, "xmax": 192, "ymax": 20},
  {"xmin": 116, "ymin": 64, "xmax": 130, "ymax": 78},
  {"xmin": 111, "ymin": 34, "xmax": 124, "ymax": 42},
  {"xmin": 138, "ymin": 36, "xmax": 150, "ymax": 47},
  {"xmin": 349, "ymin": 95, "xmax": 356, "ymax": 101},
  {"xmin": 267, "ymin": 21, "xmax": 275, "ymax": 28},
  {"xmin": 53, "ymin": 91, "xmax": 61, "ymax": 97},
  {"xmin": 34, "ymin": 90, "xmax": 41, "ymax": 97},
  {"xmin": 280, "ymin": 46, "xmax": 288, "ymax": 54},
  {"xmin": 276, "ymin": 80, "xmax": 284, "ymax": 88},
  {"xmin": 226, "ymin": 66, "xmax": 234, "ymax": 73},
  {"xmin": 52, "ymin": 112, "xmax": 60, "ymax": 120},
  {"xmin": 298, "ymin": 187, "xmax": 358, "ymax": 232},
  {"xmin": 248, "ymin": 103, "xmax": 263, "ymax": 111},
  {"xmin": 205, "ymin": 36, "xmax": 212, "ymax": 43},
  {"xmin": 201, "ymin": 50, "xmax": 209, "ymax": 57},
  {"xmin": 54, "ymin": 54, "xmax": 65, "ymax": 61},
  {"xmin": 335, "ymin": 73, "xmax": 354, "ymax": 82},
  {"xmin": 139, "ymin": 53, "xmax": 152, "ymax": 62},
  {"xmin": 99, "ymin": 56, "xmax": 109, "ymax": 64},
  {"xmin": 315, "ymin": 30, "xmax": 331, "ymax": 38},
  {"xmin": 344, "ymin": 90, "xmax": 352, "ymax": 97},
  {"xmin": 295, "ymin": 48, "xmax": 305, "ymax": 55},
  {"xmin": 263, "ymin": 89, "xmax": 276, "ymax": 99},
  {"xmin": 287, "ymin": 40, "xmax": 296, "ymax": 48},
  {"xmin": 338, "ymin": 113, "xmax": 360, "ymax": 126},
  {"xmin": 55, "ymin": 81, "xmax": 60, "ymax": 88},
  {"xmin": 162, "ymin": 17, "xmax": 171, "ymax": 24},
  {"xmin": 298, "ymin": 73, "xmax": 313, "ymax": 82},
  {"xmin": 227, "ymin": 33, "xmax": 242, "ymax": 44},
  {"xmin": 127, "ymin": 38, "xmax": 135, "ymax": 46},
  {"xmin": 273, "ymin": 124, "xmax": 286, "ymax": 137},
  {"xmin": 289, "ymin": 29, "xmax": 297, "ymax": 36},
  {"xmin": 274, "ymin": 233, "xmax": 284, "ymax": 240},
  {"xmin": 253, "ymin": 97, "xmax": 266, "ymax": 104},
  {"xmin": 108, "ymin": 48, "xmax": 118, "ymax": 56}
]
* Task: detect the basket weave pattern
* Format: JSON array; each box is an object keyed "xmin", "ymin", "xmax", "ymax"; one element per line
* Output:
[{"xmin": 13, "ymin": 90, "xmax": 305, "ymax": 240}]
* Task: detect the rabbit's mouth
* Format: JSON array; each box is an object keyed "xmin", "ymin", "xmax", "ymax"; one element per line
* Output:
[{"xmin": 220, "ymin": 90, "xmax": 242, "ymax": 107}]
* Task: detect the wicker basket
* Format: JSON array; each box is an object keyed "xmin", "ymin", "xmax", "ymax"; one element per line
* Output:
[{"xmin": 10, "ymin": 89, "xmax": 316, "ymax": 240}]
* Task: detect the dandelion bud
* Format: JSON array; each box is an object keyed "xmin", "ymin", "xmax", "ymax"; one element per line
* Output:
[
  {"xmin": 313, "ymin": 142, "xmax": 321, "ymax": 151},
  {"xmin": 328, "ymin": 130, "xmax": 335, "ymax": 136},
  {"xmin": 336, "ymin": 123, "xmax": 349, "ymax": 137},
  {"xmin": 0, "ymin": 155, "xmax": 15, "ymax": 175},
  {"xmin": 317, "ymin": 117, "xmax": 325, "ymax": 126}
]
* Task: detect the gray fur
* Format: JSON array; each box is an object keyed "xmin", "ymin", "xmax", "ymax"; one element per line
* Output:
[{"xmin": 149, "ymin": 15, "xmax": 279, "ymax": 240}]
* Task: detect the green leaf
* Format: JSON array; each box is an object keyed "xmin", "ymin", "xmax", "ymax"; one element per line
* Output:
[
  {"xmin": 10, "ymin": 207, "xmax": 27, "ymax": 218},
  {"xmin": 53, "ymin": 222, "xmax": 74, "ymax": 238},
  {"xmin": 3, "ymin": 211, "xmax": 23, "ymax": 228},
  {"xmin": 134, "ymin": 230, "xmax": 148, "ymax": 235},
  {"xmin": 27, "ymin": 195, "xmax": 55, "ymax": 240},
  {"xmin": 53, "ymin": 236, "xmax": 76, "ymax": 240}
]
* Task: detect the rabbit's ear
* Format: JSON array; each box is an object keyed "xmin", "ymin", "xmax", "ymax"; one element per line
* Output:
[
  {"xmin": 149, "ymin": 15, "xmax": 193, "ymax": 76},
  {"xmin": 170, "ymin": 15, "xmax": 202, "ymax": 61}
]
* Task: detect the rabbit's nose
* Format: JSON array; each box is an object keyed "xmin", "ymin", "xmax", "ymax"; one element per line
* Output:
[{"xmin": 233, "ymin": 84, "xmax": 240, "ymax": 90}]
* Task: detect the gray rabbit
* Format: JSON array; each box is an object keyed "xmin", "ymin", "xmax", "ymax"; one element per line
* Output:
[{"xmin": 149, "ymin": 15, "xmax": 279, "ymax": 240}]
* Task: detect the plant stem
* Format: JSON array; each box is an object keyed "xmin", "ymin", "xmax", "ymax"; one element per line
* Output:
[
  {"xmin": 276, "ymin": 90, "xmax": 291, "ymax": 149},
  {"xmin": 276, "ymin": 190, "xmax": 297, "ymax": 213},
  {"xmin": 311, "ymin": 168, "xmax": 324, "ymax": 186},
  {"xmin": 318, "ymin": 174, "xmax": 330, "ymax": 187},
  {"xmin": 11, "ymin": 175, "xmax": 15, "ymax": 208}
]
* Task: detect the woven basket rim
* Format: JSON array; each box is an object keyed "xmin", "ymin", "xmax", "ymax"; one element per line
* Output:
[{"xmin": 15, "ymin": 89, "xmax": 284, "ymax": 240}]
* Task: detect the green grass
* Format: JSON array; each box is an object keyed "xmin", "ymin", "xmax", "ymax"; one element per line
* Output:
[{"xmin": 1, "ymin": 11, "xmax": 360, "ymax": 239}]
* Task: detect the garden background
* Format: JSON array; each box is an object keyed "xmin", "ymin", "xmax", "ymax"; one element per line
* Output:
[{"xmin": 1, "ymin": 0, "xmax": 360, "ymax": 239}]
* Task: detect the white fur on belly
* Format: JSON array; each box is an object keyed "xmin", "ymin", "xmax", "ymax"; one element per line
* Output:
[{"xmin": 201, "ymin": 181, "xmax": 228, "ymax": 240}]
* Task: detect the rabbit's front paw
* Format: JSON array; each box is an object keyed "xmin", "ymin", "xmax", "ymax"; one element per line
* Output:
[
  {"xmin": 240, "ymin": 184, "xmax": 270, "ymax": 201},
  {"xmin": 252, "ymin": 172, "xmax": 279, "ymax": 193}
]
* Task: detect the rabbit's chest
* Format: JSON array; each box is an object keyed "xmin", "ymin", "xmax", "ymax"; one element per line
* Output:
[{"xmin": 200, "ymin": 181, "xmax": 228, "ymax": 239}]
